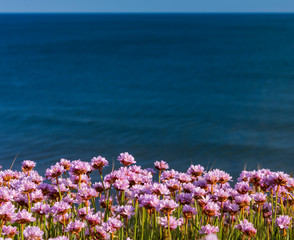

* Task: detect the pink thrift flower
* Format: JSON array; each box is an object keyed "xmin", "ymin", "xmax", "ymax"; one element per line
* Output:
[
  {"xmin": 65, "ymin": 220, "xmax": 85, "ymax": 234},
  {"xmin": 154, "ymin": 160, "xmax": 169, "ymax": 171},
  {"xmin": 156, "ymin": 199, "xmax": 178, "ymax": 214},
  {"xmin": 200, "ymin": 234, "xmax": 219, "ymax": 240},
  {"xmin": 199, "ymin": 224, "xmax": 219, "ymax": 235},
  {"xmin": 158, "ymin": 216, "xmax": 183, "ymax": 230},
  {"xmin": 21, "ymin": 160, "xmax": 36, "ymax": 173},
  {"xmin": 0, "ymin": 202, "xmax": 15, "ymax": 222},
  {"xmin": 91, "ymin": 156, "xmax": 109, "ymax": 170},
  {"xmin": 187, "ymin": 164, "xmax": 204, "ymax": 177},
  {"xmin": 236, "ymin": 219, "xmax": 257, "ymax": 237},
  {"xmin": 2, "ymin": 225, "xmax": 18, "ymax": 238},
  {"xmin": 276, "ymin": 215, "xmax": 292, "ymax": 229},
  {"xmin": 45, "ymin": 164, "xmax": 65, "ymax": 180},
  {"xmin": 69, "ymin": 160, "xmax": 91, "ymax": 176},
  {"xmin": 23, "ymin": 226, "xmax": 43, "ymax": 240},
  {"xmin": 15, "ymin": 209, "xmax": 35, "ymax": 224},
  {"xmin": 117, "ymin": 152, "xmax": 136, "ymax": 166},
  {"xmin": 182, "ymin": 205, "xmax": 197, "ymax": 218},
  {"xmin": 203, "ymin": 202, "xmax": 220, "ymax": 217}
]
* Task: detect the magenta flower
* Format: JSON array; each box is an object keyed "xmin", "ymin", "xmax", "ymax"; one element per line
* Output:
[
  {"xmin": 104, "ymin": 217, "xmax": 123, "ymax": 233},
  {"xmin": 23, "ymin": 226, "xmax": 44, "ymax": 240},
  {"xmin": 235, "ymin": 181, "xmax": 251, "ymax": 194},
  {"xmin": 182, "ymin": 205, "xmax": 197, "ymax": 218},
  {"xmin": 176, "ymin": 193, "xmax": 194, "ymax": 205},
  {"xmin": 77, "ymin": 187, "xmax": 98, "ymax": 201},
  {"xmin": 276, "ymin": 215, "xmax": 292, "ymax": 229},
  {"xmin": 271, "ymin": 171, "xmax": 290, "ymax": 186},
  {"xmin": 165, "ymin": 179, "xmax": 180, "ymax": 192},
  {"xmin": 31, "ymin": 202, "xmax": 50, "ymax": 215},
  {"xmin": 156, "ymin": 199, "xmax": 179, "ymax": 214},
  {"xmin": 51, "ymin": 201, "xmax": 71, "ymax": 215},
  {"xmin": 93, "ymin": 226, "xmax": 110, "ymax": 240},
  {"xmin": 235, "ymin": 194, "xmax": 252, "ymax": 208},
  {"xmin": 86, "ymin": 213, "xmax": 101, "ymax": 226},
  {"xmin": 113, "ymin": 179, "xmax": 130, "ymax": 191},
  {"xmin": 21, "ymin": 160, "xmax": 36, "ymax": 173},
  {"xmin": 2, "ymin": 225, "xmax": 18, "ymax": 238},
  {"xmin": 138, "ymin": 194, "xmax": 160, "ymax": 210},
  {"xmin": 58, "ymin": 158, "xmax": 71, "ymax": 171},
  {"xmin": 0, "ymin": 202, "xmax": 15, "ymax": 222},
  {"xmin": 158, "ymin": 216, "xmax": 183, "ymax": 230},
  {"xmin": 236, "ymin": 219, "xmax": 257, "ymax": 237},
  {"xmin": 199, "ymin": 224, "xmax": 219, "ymax": 235},
  {"xmin": 154, "ymin": 160, "xmax": 169, "ymax": 171},
  {"xmin": 45, "ymin": 164, "xmax": 65, "ymax": 180},
  {"xmin": 203, "ymin": 202, "xmax": 220, "ymax": 217},
  {"xmin": 117, "ymin": 152, "xmax": 136, "ymax": 166},
  {"xmin": 91, "ymin": 156, "xmax": 109, "ymax": 170},
  {"xmin": 252, "ymin": 192, "xmax": 267, "ymax": 205},
  {"xmin": 187, "ymin": 164, "xmax": 204, "ymax": 177},
  {"xmin": 65, "ymin": 220, "xmax": 85, "ymax": 234},
  {"xmin": 15, "ymin": 209, "xmax": 36, "ymax": 224},
  {"xmin": 69, "ymin": 160, "xmax": 91, "ymax": 176},
  {"xmin": 200, "ymin": 234, "xmax": 219, "ymax": 240},
  {"xmin": 116, "ymin": 205, "xmax": 135, "ymax": 219}
]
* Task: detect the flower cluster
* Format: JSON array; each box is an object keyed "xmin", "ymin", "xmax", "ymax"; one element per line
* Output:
[{"xmin": 0, "ymin": 155, "xmax": 293, "ymax": 240}]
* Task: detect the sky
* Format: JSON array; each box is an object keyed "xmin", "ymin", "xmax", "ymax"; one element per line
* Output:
[{"xmin": 0, "ymin": 0, "xmax": 293, "ymax": 13}]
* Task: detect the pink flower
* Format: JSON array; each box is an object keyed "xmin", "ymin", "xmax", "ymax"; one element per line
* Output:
[
  {"xmin": 117, "ymin": 152, "xmax": 136, "ymax": 166},
  {"xmin": 15, "ymin": 209, "xmax": 35, "ymax": 224},
  {"xmin": 187, "ymin": 164, "xmax": 204, "ymax": 177},
  {"xmin": 156, "ymin": 199, "xmax": 178, "ymax": 214},
  {"xmin": 0, "ymin": 202, "xmax": 15, "ymax": 222},
  {"xmin": 158, "ymin": 216, "xmax": 183, "ymax": 230},
  {"xmin": 93, "ymin": 226, "xmax": 110, "ymax": 240},
  {"xmin": 236, "ymin": 219, "xmax": 257, "ymax": 237},
  {"xmin": 69, "ymin": 160, "xmax": 91, "ymax": 176},
  {"xmin": 235, "ymin": 182, "xmax": 251, "ymax": 194},
  {"xmin": 199, "ymin": 224, "xmax": 219, "ymax": 235},
  {"xmin": 51, "ymin": 201, "xmax": 71, "ymax": 215},
  {"xmin": 21, "ymin": 160, "xmax": 36, "ymax": 173},
  {"xmin": 182, "ymin": 205, "xmax": 197, "ymax": 218},
  {"xmin": 23, "ymin": 226, "xmax": 43, "ymax": 240},
  {"xmin": 45, "ymin": 164, "xmax": 65, "ymax": 180},
  {"xmin": 203, "ymin": 202, "xmax": 220, "ymax": 217},
  {"xmin": 276, "ymin": 215, "xmax": 292, "ymax": 229},
  {"xmin": 154, "ymin": 160, "xmax": 169, "ymax": 171},
  {"xmin": 176, "ymin": 193, "xmax": 194, "ymax": 205},
  {"xmin": 65, "ymin": 220, "xmax": 85, "ymax": 234},
  {"xmin": 2, "ymin": 225, "xmax": 18, "ymax": 238},
  {"xmin": 252, "ymin": 192, "xmax": 267, "ymax": 205},
  {"xmin": 91, "ymin": 156, "xmax": 109, "ymax": 170}
]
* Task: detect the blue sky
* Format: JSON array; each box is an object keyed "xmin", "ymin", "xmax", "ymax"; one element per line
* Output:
[{"xmin": 0, "ymin": 0, "xmax": 293, "ymax": 13}]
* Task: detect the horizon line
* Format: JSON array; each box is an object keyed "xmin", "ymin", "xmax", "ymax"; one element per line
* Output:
[{"xmin": 0, "ymin": 12, "xmax": 294, "ymax": 14}]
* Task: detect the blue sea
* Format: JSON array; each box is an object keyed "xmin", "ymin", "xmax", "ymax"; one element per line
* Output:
[{"xmin": 1, "ymin": 14, "xmax": 294, "ymax": 178}]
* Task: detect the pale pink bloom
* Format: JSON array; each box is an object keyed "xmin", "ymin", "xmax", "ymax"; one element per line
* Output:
[
  {"xmin": 236, "ymin": 219, "xmax": 257, "ymax": 237},
  {"xmin": 23, "ymin": 226, "xmax": 43, "ymax": 240},
  {"xmin": 154, "ymin": 160, "xmax": 169, "ymax": 171},
  {"xmin": 91, "ymin": 156, "xmax": 109, "ymax": 170},
  {"xmin": 199, "ymin": 224, "xmax": 219, "ymax": 235},
  {"xmin": 158, "ymin": 216, "xmax": 183, "ymax": 230},
  {"xmin": 276, "ymin": 215, "xmax": 292, "ymax": 229},
  {"xmin": 117, "ymin": 152, "xmax": 136, "ymax": 166}
]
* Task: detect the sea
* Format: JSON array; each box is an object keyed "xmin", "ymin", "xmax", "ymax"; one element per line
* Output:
[{"xmin": 1, "ymin": 13, "xmax": 294, "ymax": 179}]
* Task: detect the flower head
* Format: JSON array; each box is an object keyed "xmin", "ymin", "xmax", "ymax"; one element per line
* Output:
[
  {"xmin": 276, "ymin": 215, "xmax": 292, "ymax": 230},
  {"xmin": 117, "ymin": 152, "xmax": 136, "ymax": 166},
  {"xmin": 23, "ymin": 226, "xmax": 43, "ymax": 240}
]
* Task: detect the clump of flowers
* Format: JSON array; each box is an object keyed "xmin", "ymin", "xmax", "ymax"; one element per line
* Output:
[{"xmin": 0, "ymin": 153, "xmax": 294, "ymax": 240}]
